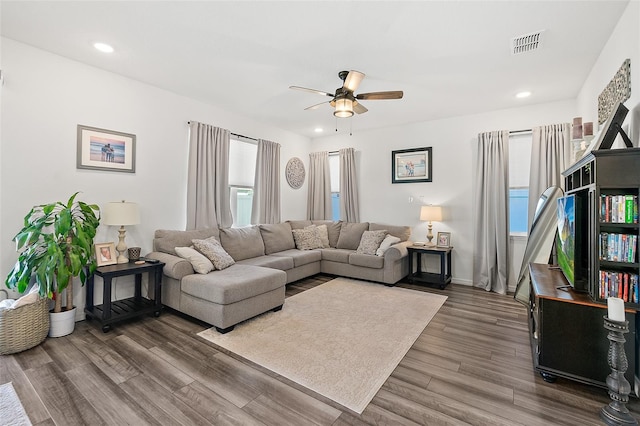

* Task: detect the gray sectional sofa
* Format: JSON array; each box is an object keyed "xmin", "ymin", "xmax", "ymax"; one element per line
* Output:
[{"xmin": 146, "ymin": 220, "xmax": 412, "ymax": 333}]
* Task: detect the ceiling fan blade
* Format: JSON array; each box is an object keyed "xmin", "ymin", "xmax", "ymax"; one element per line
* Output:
[
  {"xmin": 290, "ymin": 86, "xmax": 334, "ymax": 97},
  {"xmin": 343, "ymin": 70, "xmax": 365, "ymax": 92},
  {"xmin": 304, "ymin": 101, "xmax": 331, "ymax": 111},
  {"xmin": 353, "ymin": 101, "xmax": 368, "ymax": 114},
  {"xmin": 356, "ymin": 91, "xmax": 404, "ymax": 100}
]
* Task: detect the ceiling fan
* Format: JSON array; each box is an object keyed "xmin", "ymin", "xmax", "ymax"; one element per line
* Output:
[{"xmin": 290, "ymin": 70, "xmax": 403, "ymax": 118}]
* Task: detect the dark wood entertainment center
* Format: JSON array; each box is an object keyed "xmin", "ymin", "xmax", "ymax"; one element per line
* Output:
[{"xmin": 528, "ymin": 148, "xmax": 640, "ymax": 394}]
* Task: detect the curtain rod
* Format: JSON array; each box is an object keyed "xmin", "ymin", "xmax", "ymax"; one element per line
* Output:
[
  {"xmin": 187, "ymin": 121, "xmax": 258, "ymax": 142},
  {"xmin": 509, "ymin": 128, "xmax": 532, "ymax": 135}
]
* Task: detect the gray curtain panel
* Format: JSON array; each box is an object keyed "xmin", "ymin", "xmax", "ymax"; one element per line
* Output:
[
  {"xmin": 186, "ymin": 121, "xmax": 233, "ymax": 230},
  {"xmin": 251, "ymin": 139, "xmax": 281, "ymax": 224},
  {"xmin": 339, "ymin": 147, "xmax": 360, "ymax": 222},
  {"xmin": 527, "ymin": 123, "xmax": 570, "ymax": 231},
  {"xmin": 473, "ymin": 130, "xmax": 510, "ymax": 294},
  {"xmin": 307, "ymin": 151, "xmax": 332, "ymax": 220}
]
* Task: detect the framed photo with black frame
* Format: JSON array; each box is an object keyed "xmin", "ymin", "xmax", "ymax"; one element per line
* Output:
[{"xmin": 391, "ymin": 147, "xmax": 432, "ymax": 183}]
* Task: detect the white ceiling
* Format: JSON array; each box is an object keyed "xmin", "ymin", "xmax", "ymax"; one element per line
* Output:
[{"xmin": 0, "ymin": 1, "xmax": 629, "ymax": 139}]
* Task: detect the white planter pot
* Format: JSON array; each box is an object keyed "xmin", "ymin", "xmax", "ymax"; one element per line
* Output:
[{"xmin": 49, "ymin": 307, "xmax": 76, "ymax": 337}]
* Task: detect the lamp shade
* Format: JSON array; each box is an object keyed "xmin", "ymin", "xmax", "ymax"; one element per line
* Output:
[
  {"xmin": 102, "ymin": 201, "xmax": 140, "ymax": 226},
  {"xmin": 420, "ymin": 205, "xmax": 442, "ymax": 222},
  {"xmin": 334, "ymin": 98, "xmax": 354, "ymax": 118}
]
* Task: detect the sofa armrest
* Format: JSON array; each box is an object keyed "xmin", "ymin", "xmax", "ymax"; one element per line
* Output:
[
  {"xmin": 383, "ymin": 240, "xmax": 412, "ymax": 261},
  {"xmin": 145, "ymin": 251, "xmax": 194, "ymax": 280}
]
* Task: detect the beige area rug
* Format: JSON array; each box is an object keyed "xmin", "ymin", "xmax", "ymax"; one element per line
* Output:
[
  {"xmin": 0, "ymin": 382, "xmax": 32, "ymax": 426},
  {"xmin": 198, "ymin": 277, "xmax": 447, "ymax": 413}
]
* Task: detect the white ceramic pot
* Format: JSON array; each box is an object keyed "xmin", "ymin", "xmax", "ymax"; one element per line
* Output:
[{"xmin": 49, "ymin": 307, "xmax": 76, "ymax": 337}]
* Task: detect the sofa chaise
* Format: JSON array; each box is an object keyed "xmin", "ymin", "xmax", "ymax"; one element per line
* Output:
[{"xmin": 146, "ymin": 220, "xmax": 412, "ymax": 333}]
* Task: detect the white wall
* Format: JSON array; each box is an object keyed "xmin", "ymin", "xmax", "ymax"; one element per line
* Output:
[
  {"xmin": 311, "ymin": 100, "xmax": 577, "ymax": 286},
  {"xmin": 0, "ymin": 38, "xmax": 310, "ymax": 314},
  {"xmin": 577, "ymin": 0, "xmax": 640, "ymax": 144}
]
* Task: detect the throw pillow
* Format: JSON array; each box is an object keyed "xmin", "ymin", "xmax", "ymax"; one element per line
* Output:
[
  {"xmin": 336, "ymin": 222, "xmax": 369, "ymax": 250},
  {"xmin": 315, "ymin": 224, "xmax": 331, "ymax": 248},
  {"xmin": 376, "ymin": 235, "xmax": 401, "ymax": 256},
  {"xmin": 175, "ymin": 246, "xmax": 215, "ymax": 274},
  {"xmin": 292, "ymin": 228, "xmax": 324, "ymax": 250},
  {"xmin": 192, "ymin": 237, "xmax": 235, "ymax": 270},
  {"xmin": 356, "ymin": 230, "xmax": 388, "ymax": 255}
]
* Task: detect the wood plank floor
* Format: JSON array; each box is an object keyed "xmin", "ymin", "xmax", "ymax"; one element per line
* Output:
[{"xmin": 2, "ymin": 274, "xmax": 639, "ymax": 425}]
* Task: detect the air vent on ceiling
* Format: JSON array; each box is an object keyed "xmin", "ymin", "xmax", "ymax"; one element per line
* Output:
[{"xmin": 511, "ymin": 30, "xmax": 545, "ymax": 55}]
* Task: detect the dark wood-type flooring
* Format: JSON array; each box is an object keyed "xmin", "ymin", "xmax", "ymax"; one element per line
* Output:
[{"xmin": 2, "ymin": 274, "xmax": 639, "ymax": 425}]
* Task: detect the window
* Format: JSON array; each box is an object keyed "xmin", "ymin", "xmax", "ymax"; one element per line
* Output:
[
  {"xmin": 509, "ymin": 132, "xmax": 532, "ymax": 234},
  {"xmin": 229, "ymin": 138, "xmax": 257, "ymax": 227},
  {"xmin": 329, "ymin": 153, "xmax": 340, "ymax": 221}
]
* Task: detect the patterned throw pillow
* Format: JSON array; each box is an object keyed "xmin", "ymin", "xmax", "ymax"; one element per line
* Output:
[
  {"xmin": 292, "ymin": 228, "xmax": 324, "ymax": 250},
  {"xmin": 175, "ymin": 246, "xmax": 215, "ymax": 274},
  {"xmin": 356, "ymin": 230, "xmax": 388, "ymax": 255},
  {"xmin": 192, "ymin": 237, "xmax": 235, "ymax": 270}
]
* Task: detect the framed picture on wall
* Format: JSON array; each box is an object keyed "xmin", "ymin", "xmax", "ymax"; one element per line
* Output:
[
  {"xmin": 391, "ymin": 147, "xmax": 432, "ymax": 183},
  {"xmin": 94, "ymin": 242, "xmax": 117, "ymax": 266},
  {"xmin": 77, "ymin": 125, "xmax": 136, "ymax": 173}
]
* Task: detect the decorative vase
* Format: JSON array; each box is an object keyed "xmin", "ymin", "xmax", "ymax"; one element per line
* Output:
[{"xmin": 49, "ymin": 307, "xmax": 77, "ymax": 337}]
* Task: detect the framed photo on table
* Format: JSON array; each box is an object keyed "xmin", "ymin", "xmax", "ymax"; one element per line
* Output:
[
  {"xmin": 436, "ymin": 232, "xmax": 451, "ymax": 248},
  {"xmin": 391, "ymin": 147, "xmax": 432, "ymax": 183},
  {"xmin": 77, "ymin": 125, "xmax": 136, "ymax": 173},
  {"xmin": 95, "ymin": 242, "xmax": 117, "ymax": 266}
]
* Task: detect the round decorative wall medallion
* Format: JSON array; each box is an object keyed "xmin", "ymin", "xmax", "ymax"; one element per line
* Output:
[{"xmin": 285, "ymin": 157, "xmax": 305, "ymax": 189}]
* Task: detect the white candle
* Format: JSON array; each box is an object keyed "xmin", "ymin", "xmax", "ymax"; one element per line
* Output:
[{"xmin": 608, "ymin": 297, "xmax": 626, "ymax": 322}]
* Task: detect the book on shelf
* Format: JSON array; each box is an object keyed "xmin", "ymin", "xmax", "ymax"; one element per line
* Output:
[
  {"xmin": 600, "ymin": 194, "xmax": 638, "ymax": 224},
  {"xmin": 599, "ymin": 232, "xmax": 637, "ymax": 263},
  {"xmin": 599, "ymin": 270, "xmax": 639, "ymax": 303}
]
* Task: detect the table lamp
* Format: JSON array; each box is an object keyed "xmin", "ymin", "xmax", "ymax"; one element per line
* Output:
[
  {"xmin": 103, "ymin": 201, "xmax": 140, "ymax": 263},
  {"xmin": 420, "ymin": 205, "xmax": 442, "ymax": 246}
]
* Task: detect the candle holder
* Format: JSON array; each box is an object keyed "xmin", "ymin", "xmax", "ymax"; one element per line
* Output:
[{"xmin": 601, "ymin": 316, "xmax": 638, "ymax": 426}]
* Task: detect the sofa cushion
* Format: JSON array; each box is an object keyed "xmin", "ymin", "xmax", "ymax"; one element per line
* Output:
[
  {"xmin": 312, "ymin": 220, "xmax": 342, "ymax": 247},
  {"xmin": 356, "ymin": 230, "xmax": 388, "ymax": 255},
  {"xmin": 349, "ymin": 253, "xmax": 385, "ymax": 269},
  {"xmin": 154, "ymin": 228, "xmax": 219, "ymax": 256},
  {"xmin": 175, "ymin": 246, "xmax": 215, "ymax": 274},
  {"xmin": 219, "ymin": 226, "xmax": 265, "ymax": 261},
  {"xmin": 237, "ymin": 255, "xmax": 294, "ymax": 271},
  {"xmin": 292, "ymin": 228, "xmax": 324, "ymax": 250},
  {"xmin": 271, "ymin": 248, "xmax": 322, "ymax": 267},
  {"xmin": 192, "ymin": 237, "xmax": 235, "ymax": 270},
  {"xmin": 369, "ymin": 223, "xmax": 411, "ymax": 242},
  {"xmin": 181, "ymin": 264, "xmax": 285, "ymax": 305},
  {"xmin": 336, "ymin": 222, "xmax": 369, "ymax": 250},
  {"xmin": 259, "ymin": 223, "xmax": 295, "ymax": 255},
  {"xmin": 376, "ymin": 235, "xmax": 402, "ymax": 256},
  {"xmin": 287, "ymin": 220, "xmax": 312, "ymax": 230},
  {"xmin": 321, "ymin": 248, "xmax": 352, "ymax": 263}
]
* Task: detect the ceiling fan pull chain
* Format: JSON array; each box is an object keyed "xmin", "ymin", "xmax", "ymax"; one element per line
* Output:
[
  {"xmin": 335, "ymin": 116, "xmax": 338, "ymax": 132},
  {"xmin": 350, "ymin": 116, "xmax": 353, "ymax": 136}
]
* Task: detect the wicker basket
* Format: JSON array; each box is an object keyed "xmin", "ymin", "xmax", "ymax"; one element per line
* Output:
[{"xmin": 0, "ymin": 298, "xmax": 50, "ymax": 355}]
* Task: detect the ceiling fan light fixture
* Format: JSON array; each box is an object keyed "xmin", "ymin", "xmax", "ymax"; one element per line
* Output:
[{"xmin": 334, "ymin": 98, "xmax": 354, "ymax": 118}]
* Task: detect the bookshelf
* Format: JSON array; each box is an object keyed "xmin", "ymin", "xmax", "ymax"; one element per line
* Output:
[{"xmin": 562, "ymin": 147, "xmax": 640, "ymax": 309}]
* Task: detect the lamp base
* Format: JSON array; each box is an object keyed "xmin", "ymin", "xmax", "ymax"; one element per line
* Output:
[{"xmin": 116, "ymin": 226, "xmax": 129, "ymax": 264}]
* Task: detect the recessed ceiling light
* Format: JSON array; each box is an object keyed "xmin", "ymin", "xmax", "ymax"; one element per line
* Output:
[
  {"xmin": 516, "ymin": 91, "xmax": 531, "ymax": 99},
  {"xmin": 314, "ymin": 128, "xmax": 323, "ymax": 133},
  {"xmin": 93, "ymin": 42, "xmax": 114, "ymax": 53}
]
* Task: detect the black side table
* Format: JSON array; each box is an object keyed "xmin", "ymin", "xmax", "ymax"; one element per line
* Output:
[
  {"xmin": 407, "ymin": 245, "xmax": 452, "ymax": 289},
  {"xmin": 85, "ymin": 261, "xmax": 164, "ymax": 332}
]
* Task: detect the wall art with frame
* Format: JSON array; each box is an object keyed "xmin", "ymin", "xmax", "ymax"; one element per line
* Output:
[
  {"xmin": 437, "ymin": 232, "xmax": 451, "ymax": 248},
  {"xmin": 77, "ymin": 125, "xmax": 136, "ymax": 173},
  {"xmin": 391, "ymin": 147, "xmax": 432, "ymax": 183}
]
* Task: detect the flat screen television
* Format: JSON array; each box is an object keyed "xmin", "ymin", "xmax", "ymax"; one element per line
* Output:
[{"xmin": 556, "ymin": 194, "xmax": 588, "ymax": 292}]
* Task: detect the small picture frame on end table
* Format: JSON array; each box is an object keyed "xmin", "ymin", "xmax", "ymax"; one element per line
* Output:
[
  {"xmin": 95, "ymin": 242, "xmax": 117, "ymax": 266},
  {"xmin": 437, "ymin": 232, "xmax": 451, "ymax": 248}
]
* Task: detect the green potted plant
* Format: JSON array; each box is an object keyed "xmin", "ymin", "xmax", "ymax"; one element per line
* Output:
[{"xmin": 5, "ymin": 192, "xmax": 100, "ymax": 337}]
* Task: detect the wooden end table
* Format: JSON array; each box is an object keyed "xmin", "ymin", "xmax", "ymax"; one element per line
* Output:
[
  {"xmin": 407, "ymin": 245, "xmax": 452, "ymax": 289},
  {"xmin": 85, "ymin": 261, "xmax": 164, "ymax": 332}
]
